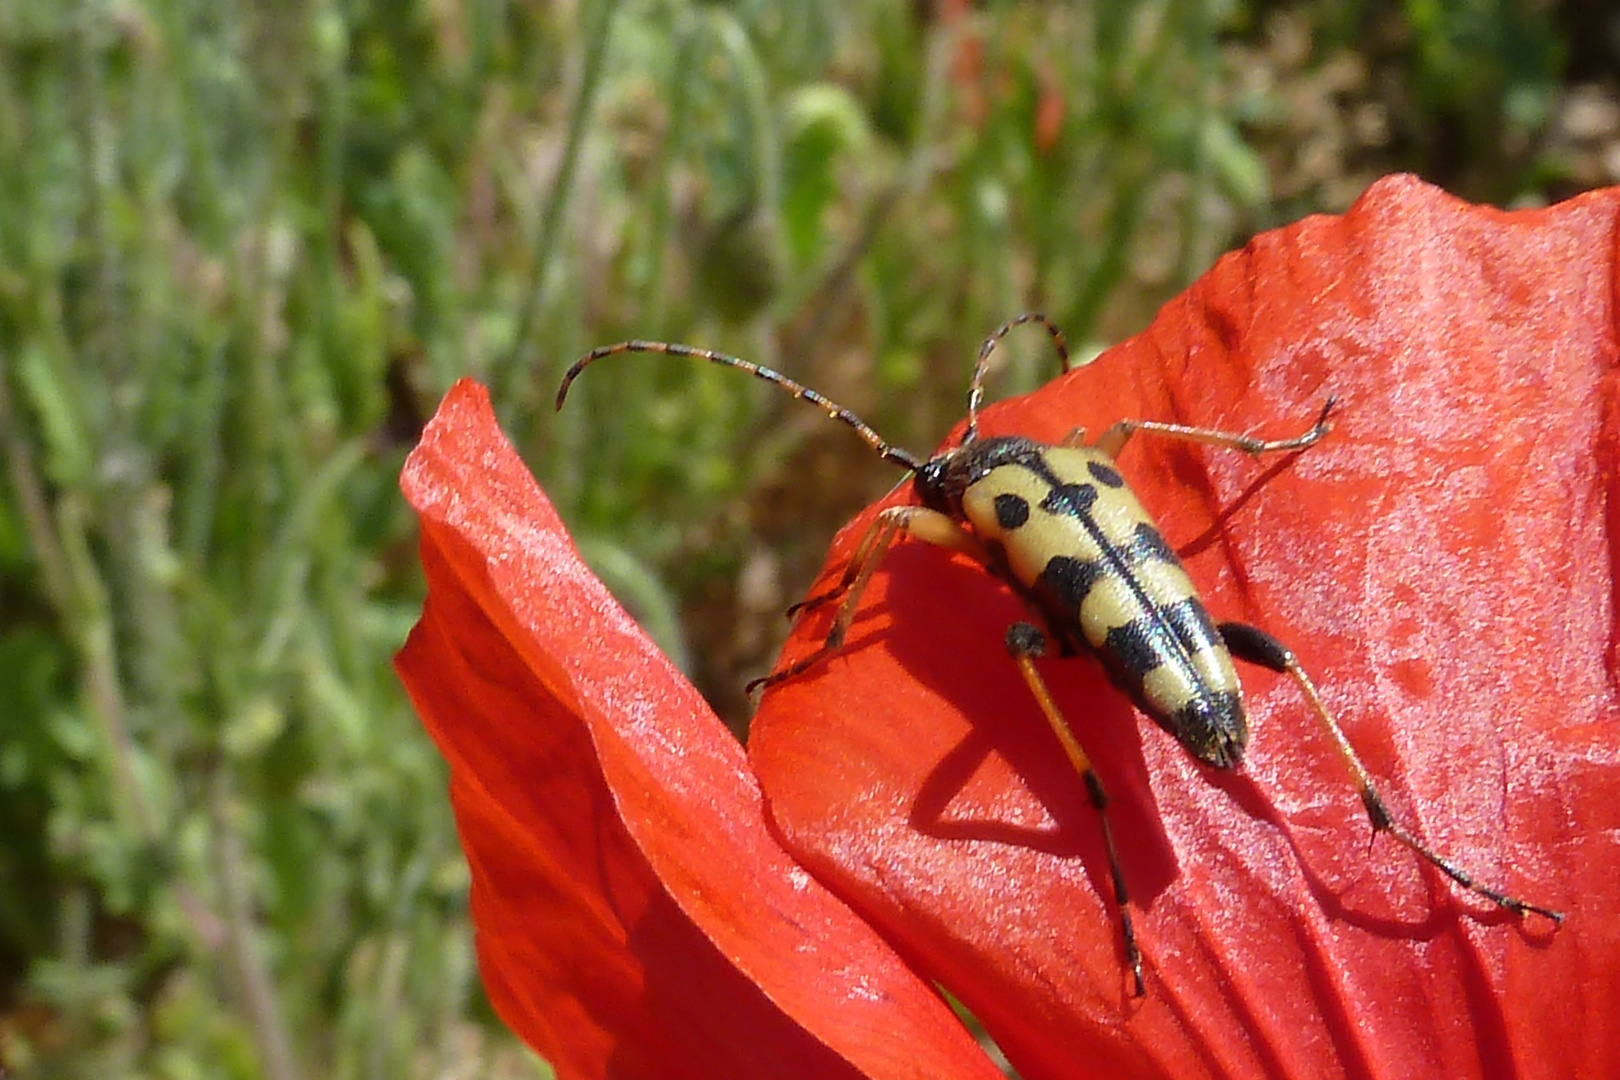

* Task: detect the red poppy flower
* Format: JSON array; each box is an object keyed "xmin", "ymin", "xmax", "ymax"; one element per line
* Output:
[{"xmin": 397, "ymin": 175, "xmax": 1620, "ymax": 1080}]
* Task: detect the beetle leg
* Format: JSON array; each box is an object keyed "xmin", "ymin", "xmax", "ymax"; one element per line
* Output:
[
  {"xmin": 1219, "ymin": 621, "xmax": 1565, "ymax": 925},
  {"xmin": 1094, "ymin": 396, "xmax": 1336, "ymax": 459},
  {"xmin": 751, "ymin": 507, "xmax": 989, "ymax": 693},
  {"xmin": 789, "ymin": 508, "xmax": 906, "ymax": 618},
  {"xmin": 1005, "ymin": 621, "xmax": 1145, "ymax": 997}
]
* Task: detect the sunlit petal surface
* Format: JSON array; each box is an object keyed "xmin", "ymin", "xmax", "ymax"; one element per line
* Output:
[{"xmin": 750, "ymin": 176, "xmax": 1620, "ymax": 1080}]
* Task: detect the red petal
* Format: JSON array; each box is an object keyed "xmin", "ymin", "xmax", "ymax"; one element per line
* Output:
[
  {"xmin": 750, "ymin": 176, "xmax": 1620, "ymax": 1080},
  {"xmin": 396, "ymin": 381, "xmax": 1005, "ymax": 1080}
]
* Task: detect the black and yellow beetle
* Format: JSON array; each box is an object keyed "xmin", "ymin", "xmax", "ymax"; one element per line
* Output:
[{"xmin": 556, "ymin": 313, "xmax": 1564, "ymax": 997}]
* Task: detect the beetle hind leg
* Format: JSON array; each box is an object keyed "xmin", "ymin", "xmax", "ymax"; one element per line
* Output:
[
  {"xmin": 1218, "ymin": 621, "xmax": 1565, "ymax": 925},
  {"xmin": 1006, "ymin": 622, "xmax": 1145, "ymax": 997}
]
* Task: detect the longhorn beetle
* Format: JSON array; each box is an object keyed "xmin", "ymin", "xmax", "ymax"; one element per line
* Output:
[{"xmin": 557, "ymin": 313, "xmax": 1565, "ymax": 997}]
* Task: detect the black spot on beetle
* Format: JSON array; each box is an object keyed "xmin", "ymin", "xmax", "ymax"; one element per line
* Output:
[
  {"xmin": 1125, "ymin": 521, "xmax": 1176, "ymax": 565},
  {"xmin": 994, "ymin": 492, "xmax": 1031, "ymax": 530},
  {"xmin": 1087, "ymin": 460, "xmax": 1126, "ymax": 488},
  {"xmin": 1103, "ymin": 618, "xmax": 1165, "ymax": 678},
  {"xmin": 1040, "ymin": 481, "xmax": 1098, "ymax": 519},
  {"xmin": 1100, "ymin": 598, "xmax": 1221, "ymax": 682},
  {"xmin": 1036, "ymin": 554, "xmax": 1104, "ymax": 611},
  {"xmin": 1162, "ymin": 598, "xmax": 1222, "ymax": 653}
]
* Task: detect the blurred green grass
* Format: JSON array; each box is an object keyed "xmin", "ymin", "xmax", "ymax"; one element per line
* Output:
[{"xmin": 0, "ymin": 0, "xmax": 1586, "ymax": 1076}]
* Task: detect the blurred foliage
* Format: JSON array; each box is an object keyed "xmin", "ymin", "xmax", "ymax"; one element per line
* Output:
[{"xmin": 0, "ymin": 0, "xmax": 1601, "ymax": 1076}]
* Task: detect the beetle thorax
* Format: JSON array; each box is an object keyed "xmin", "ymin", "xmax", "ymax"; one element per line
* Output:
[{"xmin": 914, "ymin": 436, "xmax": 1051, "ymax": 519}]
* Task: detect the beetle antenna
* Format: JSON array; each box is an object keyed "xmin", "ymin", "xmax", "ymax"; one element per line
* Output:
[
  {"xmin": 963, "ymin": 312, "xmax": 1072, "ymax": 445},
  {"xmin": 557, "ymin": 341, "xmax": 925, "ymax": 472}
]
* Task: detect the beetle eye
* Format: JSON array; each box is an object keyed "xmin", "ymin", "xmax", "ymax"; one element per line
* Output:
[{"xmin": 913, "ymin": 460, "xmax": 948, "ymax": 510}]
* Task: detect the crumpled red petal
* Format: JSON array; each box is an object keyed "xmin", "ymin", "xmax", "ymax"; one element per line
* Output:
[
  {"xmin": 396, "ymin": 381, "xmax": 1006, "ymax": 1080},
  {"xmin": 749, "ymin": 175, "xmax": 1620, "ymax": 1080}
]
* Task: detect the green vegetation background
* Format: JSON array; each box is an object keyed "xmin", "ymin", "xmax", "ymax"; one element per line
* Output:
[{"xmin": 0, "ymin": 1, "xmax": 1606, "ymax": 1076}]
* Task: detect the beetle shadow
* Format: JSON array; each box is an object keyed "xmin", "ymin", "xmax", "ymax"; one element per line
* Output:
[
  {"xmin": 1178, "ymin": 764, "xmax": 1537, "ymax": 1074},
  {"xmin": 1197, "ymin": 764, "xmax": 1451, "ymax": 938},
  {"xmin": 1165, "ymin": 446, "xmax": 1309, "ymax": 561},
  {"xmin": 1202, "ymin": 738, "xmax": 1561, "ymax": 943},
  {"xmin": 877, "ymin": 545, "xmax": 1183, "ymax": 913}
]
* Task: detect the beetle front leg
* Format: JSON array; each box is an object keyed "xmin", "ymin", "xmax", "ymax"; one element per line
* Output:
[
  {"xmin": 1094, "ymin": 396, "xmax": 1336, "ymax": 459},
  {"xmin": 1006, "ymin": 621, "xmax": 1144, "ymax": 997},
  {"xmin": 1219, "ymin": 621, "xmax": 1565, "ymax": 925},
  {"xmin": 749, "ymin": 506, "xmax": 990, "ymax": 693}
]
